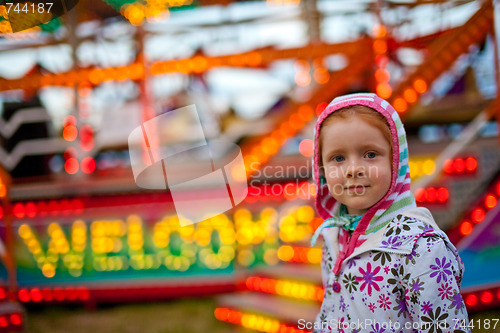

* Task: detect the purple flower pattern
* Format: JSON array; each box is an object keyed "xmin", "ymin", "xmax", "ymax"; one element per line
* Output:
[{"xmin": 430, "ymin": 256, "xmax": 452, "ymax": 283}]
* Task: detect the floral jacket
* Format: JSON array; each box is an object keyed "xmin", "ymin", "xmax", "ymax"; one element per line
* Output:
[
  {"xmin": 313, "ymin": 207, "xmax": 470, "ymax": 333},
  {"xmin": 310, "ymin": 93, "xmax": 469, "ymax": 332}
]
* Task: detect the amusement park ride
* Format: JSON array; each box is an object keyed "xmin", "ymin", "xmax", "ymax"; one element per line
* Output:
[{"xmin": 0, "ymin": 0, "xmax": 500, "ymax": 332}]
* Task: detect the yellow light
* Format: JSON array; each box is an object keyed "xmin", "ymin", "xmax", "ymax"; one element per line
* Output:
[
  {"xmin": 307, "ymin": 248, "xmax": 322, "ymax": 264},
  {"xmin": 277, "ymin": 245, "xmax": 294, "ymax": 261},
  {"xmin": 261, "ymin": 137, "xmax": 279, "ymax": 155},
  {"xmin": 237, "ymin": 249, "xmax": 255, "ymax": 266},
  {"xmin": 263, "ymin": 249, "xmax": 278, "ymax": 265},
  {"xmin": 422, "ymin": 159, "xmax": 436, "ymax": 175},
  {"xmin": 0, "ymin": 183, "xmax": 6, "ymax": 198},
  {"xmin": 18, "ymin": 224, "xmax": 32, "ymax": 239},
  {"xmin": 408, "ymin": 160, "xmax": 418, "ymax": 178},
  {"xmin": 296, "ymin": 205, "xmax": 314, "ymax": 222},
  {"xmin": 41, "ymin": 263, "xmax": 56, "ymax": 278}
]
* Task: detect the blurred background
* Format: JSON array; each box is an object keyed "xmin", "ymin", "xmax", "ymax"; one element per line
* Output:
[{"xmin": 0, "ymin": 0, "xmax": 500, "ymax": 332}]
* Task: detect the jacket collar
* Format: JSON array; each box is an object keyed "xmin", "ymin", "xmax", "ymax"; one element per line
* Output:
[{"xmin": 322, "ymin": 208, "xmax": 444, "ymax": 261}]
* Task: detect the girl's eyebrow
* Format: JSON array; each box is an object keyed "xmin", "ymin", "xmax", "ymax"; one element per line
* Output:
[
  {"xmin": 322, "ymin": 147, "xmax": 345, "ymax": 156},
  {"xmin": 360, "ymin": 144, "xmax": 388, "ymax": 151}
]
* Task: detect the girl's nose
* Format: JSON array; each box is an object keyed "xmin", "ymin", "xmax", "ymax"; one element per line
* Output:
[{"xmin": 346, "ymin": 161, "xmax": 365, "ymax": 178}]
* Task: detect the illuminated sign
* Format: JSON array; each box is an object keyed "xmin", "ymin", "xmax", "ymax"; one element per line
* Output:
[{"xmin": 1, "ymin": 205, "xmax": 316, "ymax": 287}]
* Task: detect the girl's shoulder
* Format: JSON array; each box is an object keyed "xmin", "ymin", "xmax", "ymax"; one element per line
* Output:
[
  {"xmin": 378, "ymin": 208, "xmax": 456, "ymax": 258},
  {"xmin": 383, "ymin": 210, "xmax": 465, "ymax": 278}
]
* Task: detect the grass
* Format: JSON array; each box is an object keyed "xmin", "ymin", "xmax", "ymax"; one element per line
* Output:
[
  {"xmin": 25, "ymin": 297, "xmax": 236, "ymax": 333},
  {"xmin": 25, "ymin": 298, "xmax": 500, "ymax": 333}
]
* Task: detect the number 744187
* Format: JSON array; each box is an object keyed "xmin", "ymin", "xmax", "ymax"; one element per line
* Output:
[
  {"xmin": 453, "ymin": 319, "xmax": 499, "ymax": 330},
  {"xmin": 5, "ymin": 2, "xmax": 53, "ymax": 14}
]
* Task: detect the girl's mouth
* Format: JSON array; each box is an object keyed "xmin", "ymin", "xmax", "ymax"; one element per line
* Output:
[{"xmin": 345, "ymin": 185, "xmax": 369, "ymax": 193}]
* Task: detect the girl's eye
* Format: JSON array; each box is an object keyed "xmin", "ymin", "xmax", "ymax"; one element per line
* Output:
[
  {"xmin": 333, "ymin": 156, "xmax": 345, "ymax": 162},
  {"xmin": 366, "ymin": 152, "xmax": 377, "ymax": 159}
]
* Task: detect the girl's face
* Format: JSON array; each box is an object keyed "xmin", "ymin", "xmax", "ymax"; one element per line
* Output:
[{"xmin": 321, "ymin": 116, "xmax": 392, "ymax": 215}]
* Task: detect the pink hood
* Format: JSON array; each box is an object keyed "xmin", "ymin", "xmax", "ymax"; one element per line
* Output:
[{"xmin": 313, "ymin": 93, "xmax": 416, "ymax": 236}]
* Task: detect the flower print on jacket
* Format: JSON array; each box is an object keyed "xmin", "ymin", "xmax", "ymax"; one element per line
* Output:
[
  {"xmin": 377, "ymin": 294, "xmax": 391, "ymax": 311},
  {"xmin": 370, "ymin": 323, "xmax": 386, "ymax": 333},
  {"xmin": 409, "ymin": 277, "xmax": 424, "ymax": 296},
  {"xmin": 438, "ymin": 283, "xmax": 453, "ymax": 300},
  {"xmin": 430, "ymin": 256, "xmax": 453, "ymax": 283},
  {"xmin": 372, "ymin": 251, "xmax": 391, "ymax": 265},
  {"xmin": 387, "ymin": 265, "xmax": 410, "ymax": 294},
  {"xmin": 393, "ymin": 296, "xmax": 408, "ymax": 318},
  {"xmin": 342, "ymin": 273, "xmax": 359, "ymax": 293},
  {"xmin": 384, "ymin": 215, "xmax": 412, "ymax": 236},
  {"xmin": 421, "ymin": 307, "xmax": 449, "ymax": 333},
  {"xmin": 356, "ymin": 262, "xmax": 383, "ymax": 296},
  {"xmin": 380, "ymin": 235, "xmax": 403, "ymax": 249},
  {"xmin": 448, "ymin": 290, "xmax": 465, "ymax": 315},
  {"xmin": 421, "ymin": 301, "xmax": 432, "ymax": 314},
  {"xmin": 405, "ymin": 243, "xmax": 420, "ymax": 265},
  {"xmin": 347, "ymin": 255, "xmax": 361, "ymax": 269}
]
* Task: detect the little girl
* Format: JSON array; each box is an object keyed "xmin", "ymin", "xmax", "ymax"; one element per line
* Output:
[{"xmin": 310, "ymin": 93, "xmax": 469, "ymax": 332}]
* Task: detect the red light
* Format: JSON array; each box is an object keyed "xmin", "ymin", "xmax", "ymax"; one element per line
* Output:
[
  {"xmin": 471, "ymin": 208, "xmax": 485, "ymax": 223},
  {"xmin": 376, "ymin": 83, "xmax": 392, "ymax": 99},
  {"xmin": 443, "ymin": 159, "xmax": 454, "ymax": 174},
  {"xmin": 260, "ymin": 278, "xmax": 269, "ymax": 293},
  {"xmin": 63, "ymin": 115, "xmax": 76, "ymax": 127},
  {"xmin": 214, "ymin": 308, "xmax": 226, "ymax": 321},
  {"xmin": 17, "ymin": 289, "xmax": 30, "ymax": 302},
  {"xmin": 413, "ymin": 78, "xmax": 428, "ymax": 94},
  {"xmin": 315, "ymin": 102, "xmax": 328, "ymax": 116},
  {"xmin": 13, "ymin": 203, "xmax": 25, "ymax": 219},
  {"xmin": 63, "ymin": 125, "xmax": 78, "ymax": 142},
  {"xmin": 459, "ymin": 221, "xmax": 473, "ymax": 236},
  {"xmin": 496, "ymin": 182, "xmax": 500, "ymax": 196},
  {"xmin": 64, "ymin": 147, "xmax": 77, "ymax": 160},
  {"xmin": 465, "ymin": 157, "xmax": 477, "ymax": 172},
  {"xmin": 454, "ymin": 158, "xmax": 465, "ymax": 173},
  {"xmin": 0, "ymin": 288, "xmax": 5, "ymax": 300},
  {"xmin": 245, "ymin": 277, "xmax": 253, "ymax": 290},
  {"xmin": 25, "ymin": 202, "xmax": 37, "ymax": 217},
  {"xmin": 80, "ymin": 125, "xmax": 94, "ymax": 151},
  {"xmin": 375, "ymin": 54, "xmax": 389, "ymax": 67},
  {"xmin": 71, "ymin": 199, "xmax": 84, "ymax": 215},
  {"xmin": 425, "ymin": 187, "xmax": 436, "ymax": 202},
  {"xmin": 48, "ymin": 200, "xmax": 59, "ymax": 216},
  {"xmin": 60, "ymin": 200, "xmax": 71, "ymax": 215},
  {"xmin": 65, "ymin": 158, "xmax": 79, "ymax": 174},
  {"xmin": 497, "ymin": 289, "xmax": 500, "ymax": 300},
  {"xmin": 66, "ymin": 287, "xmax": 77, "ymax": 301},
  {"xmin": 30, "ymin": 288, "xmax": 42, "ymax": 302},
  {"xmin": 53, "ymin": 288, "xmax": 65, "ymax": 301},
  {"xmin": 298, "ymin": 139, "xmax": 314, "ymax": 157},
  {"xmin": 77, "ymin": 287, "xmax": 90, "ymax": 300},
  {"xmin": 81, "ymin": 157, "xmax": 96, "ymax": 174},
  {"xmin": 37, "ymin": 201, "xmax": 47, "ymax": 216},
  {"xmin": 465, "ymin": 294, "xmax": 477, "ymax": 306},
  {"xmin": 9, "ymin": 313, "xmax": 22, "ymax": 326},
  {"xmin": 393, "ymin": 97, "xmax": 408, "ymax": 113},
  {"xmin": 437, "ymin": 187, "xmax": 449, "ymax": 202},
  {"xmin": 42, "ymin": 288, "xmax": 53, "ymax": 301},
  {"xmin": 316, "ymin": 288, "xmax": 324, "ymax": 301},
  {"xmin": 485, "ymin": 194, "xmax": 497, "ymax": 209},
  {"xmin": 375, "ymin": 68, "xmax": 390, "ymax": 83},
  {"xmin": 299, "ymin": 248, "xmax": 308, "ymax": 262},
  {"xmin": 0, "ymin": 316, "xmax": 7, "ymax": 327},
  {"xmin": 480, "ymin": 291, "xmax": 493, "ymax": 303},
  {"xmin": 0, "ymin": 206, "xmax": 3, "ymax": 219}
]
